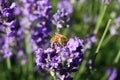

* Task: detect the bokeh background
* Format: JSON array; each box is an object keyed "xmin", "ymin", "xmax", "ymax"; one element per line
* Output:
[{"xmin": 0, "ymin": 0, "xmax": 120, "ymax": 80}]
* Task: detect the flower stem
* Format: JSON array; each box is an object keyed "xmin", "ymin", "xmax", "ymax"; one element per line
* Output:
[
  {"xmin": 7, "ymin": 58, "xmax": 11, "ymax": 70},
  {"xmin": 94, "ymin": 4, "xmax": 107, "ymax": 34},
  {"xmin": 114, "ymin": 50, "xmax": 120, "ymax": 64},
  {"xmin": 95, "ymin": 19, "xmax": 111, "ymax": 56},
  {"xmin": 25, "ymin": 30, "xmax": 33, "ymax": 80}
]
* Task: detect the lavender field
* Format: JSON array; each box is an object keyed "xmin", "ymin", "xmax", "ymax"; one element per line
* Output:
[{"xmin": 0, "ymin": 0, "xmax": 119, "ymax": 80}]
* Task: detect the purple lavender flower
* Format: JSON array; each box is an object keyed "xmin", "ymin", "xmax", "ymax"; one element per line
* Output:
[
  {"xmin": 52, "ymin": 9, "xmax": 70, "ymax": 29},
  {"xmin": 52, "ymin": 0, "xmax": 73, "ymax": 29},
  {"xmin": 0, "ymin": 11, "xmax": 3, "ymax": 24},
  {"xmin": 109, "ymin": 16, "xmax": 120, "ymax": 36},
  {"xmin": 1, "ymin": 36, "xmax": 14, "ymax": 58},
  {"xmin": 84, "ymin": 34, "xmax": 97, "ymax": 50},
  {"xmin": 10, "ymin": 2, "xmax": 21, "ymax": 15},
  {"xmin": 83, "ymin": 13, "xmax": 89, "ymax": 23},
  {"xmin": 20, "ymin": 0, "xmax": 34, "ymax": 3},
  {"xmin": 2, "ymin": 2, "xmax": 20, "ymax": 22},
  {"xmin": 106, "ymin": 68, "xmax": 117, "ymax": 80},
  {"xmin": 1, "ymin": 2, "xmax": 22, "ymax": 37},
  {"xmin": 20, "ymin": 57, "xmax": 27, "ymax": 66},
  {"xmin": 21, "ymin": 0, "xmax": 52, "ymax": 22},
  {"xmin": 20, "ymin": 0, "xmax": 52, "ymax": 49},
  {"xmin": 115, "ymin": 16, "xmax": 120, "ymax": 26},
  {"xmin": 3, "ymin": 7, "xmax": 15, "ymax": 22},
  {"xmin": 58, "ymin": 0, "xmax": 73, "ymax": 14},
  {"xmin": 0, "ymin": 0, "xmax": 8, "ymax": 7},
  {"xmin": 17, "ymin": 49, "xmax": 28, "ymax": 66},
  {"xmin": 102, "ymin": 0, "xmax": 111, "ymax": 4},
  {"xmin": 0, "ymin": 0, "xmax": 7, "ymax": 5},
  {"xmin": 9, "ymin": 20, "xmax": 21, "ymax": 36},
  {"xmin": 83, "ymin": 13, "xmax": 97, "ymax": 23},
  {"xmin": 0, "ymin": 1, "xmax": 24, "ymax": 61},
  {"xmin": 35, "ymin": 37, "xmax": 84, "ymax": 80},
  {"xmin": 0, "ymin": 24, "xmax": 6, "ymax": 34},
  {"xmin": 32, "ymin": 23, "xmax": 50, "ymax": 48},
  {"xmin": 0, "ymin": 2, "xmax": 14, "ymax": 58},
  {"xmin": 109, "ymin": 25, "xmax": 119, "ymax": 36}
]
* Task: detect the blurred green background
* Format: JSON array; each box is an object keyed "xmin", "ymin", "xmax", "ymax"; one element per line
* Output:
[{"xmin": 0, "ymin": 0, "xmax": 120, "ymax": 80}]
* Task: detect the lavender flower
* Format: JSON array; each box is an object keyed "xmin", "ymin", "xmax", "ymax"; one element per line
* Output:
[
  {"xmin": 21, "ymin": 0, "xmax": 52, "ymax": 22},
  {"xmin": 84, "ymin": 34, "xmax": 97, "ymax": 50},
  {"xmin": 0, "ymin": 24, "xmax": 6, "ymax": 34},
  {"xmin": 9, "ymin": 20, "xmax": 21, "ymax": 37},
  {"xmin": 83, "ymin": 13, "xmax": 89, "ymax": 23},
  {"xmin": 52, "ymin": 0, "xmax": 73, "ymax": 29},
  {"xmin": 0, "ymin": 2, "xmax": 21, "ymax": 58},
  {"xmin": 0, "ymin": 0, "xmax": 8, "ymax": 7},
  {"xmin": 0, "ymin": 2, "xmax": 22, "ymax": 37},
  {"xmin": 52, "ymin": 9, "xmax": 70, "ymax": 29},
  {"xmin": 115, "ymin": 16, "xmax": 120, "ymax": 26},
  {"xmin": 83, "ymin": 13, "xmax": 97, "ymax": 23},
  {"xmin": 1, "ymin": 36, "xmax": 14, "ymax": 58},
  {"xmin": 109, "ymin": 25, "xmax": 119, "ymax": 36},
  {"xmin": 32, "ymin": 24, "xmax": 50, "ymax": 48},
  {"xmin": 20, "ymin": 0, "xmax": 52, "ymax": 49},
  {"xmin": 35, "ymin": 37, "xmax": 84, "ymax": 80},
  {"xmin": 0, "ymin": 1, "xmax": 26, "ymax": 67},
  {"xmin": 106, "ymin": 68, "xmax": 117, "ymax": 80},
  {"xmin": 109, "ymin": 16, "xmax": 120, "ymax": 36},
  {"xmin": 2, "ymin": 2, "xmax": 20, "ymax": 22},
  {"xmin": 102, "ymin": 0, "xmax": 111, "ymax": 4},
  {"xmin": 58, "ymin": 0, "xmax": 73, "ymax": 14}
]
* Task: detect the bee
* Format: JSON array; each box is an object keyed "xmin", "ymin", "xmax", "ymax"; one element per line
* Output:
[{"xmin": 50, "ymin": 33, "xmax": 68, "ymax": 48}]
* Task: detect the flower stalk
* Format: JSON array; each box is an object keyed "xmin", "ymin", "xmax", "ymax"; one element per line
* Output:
[
  {"xmin": 7, "ymin": 58, "xmax": 11, "ymax": 70},
  {"xmin": 95, "ymin": 19, "xmax": 111, "ymax": 57},
  {"xmin": 114, "ymin": 50, "xmax": 120, "ymax": 64},
  {"xmin": 94, "ymin": 4, "xmax": 107, "ymax": 34}
]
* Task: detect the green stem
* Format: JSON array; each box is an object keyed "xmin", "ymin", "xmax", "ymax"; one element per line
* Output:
[
  {"xmin": 7, "ymin": 58, "xmax": 11, "ymax": 70},
  {"xmin": 114, "ymin": 50, "xmax": 120, "ymax": 64},
  {"xmin": 24, "ymin": 30, "xmax": 33, "ymax": 80},
  {"xmin": 94, "ymin": 4, "xmax": 107, "ymax": 34},
  {"xmin": 25, "ymin": 31, "xmax": 33, "ymax": 71},
  {"xmin": 95, "ymin": 19, "xmax": 111, "ymax": 56}
]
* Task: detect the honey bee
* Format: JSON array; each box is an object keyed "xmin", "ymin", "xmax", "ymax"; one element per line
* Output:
[{"xmin": 50, "ymin": 33, "xmax": 68, "ymax": 48}]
